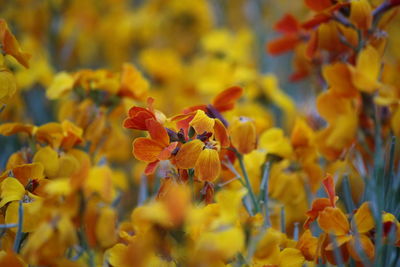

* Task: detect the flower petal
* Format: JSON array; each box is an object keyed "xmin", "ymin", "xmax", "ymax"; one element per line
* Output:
[
  {"xmin": 145, "ymin": 118, "xmax": 169, "ymax": 146},
  {"xmin": 132, "ymin": 138, "xmax": 163, "ymax": 162},
  {"xmin": 317, "ymin": 207, "xmax": 350, "ymax": 236},
  {"xmin": 174, "ymin": 139, "xmax": 204, "ymax": 169},
  {"xmin": 352, "ymin": 202, "xmax": 375, "ymax": 234},
  {"xmin": 212, "ymin": 86, "xmax": 243, "ymax": 112},
  {"xmin": 195, "ymin": 148, "xmax": 221, "ymax": 182},
  {"xmin": 0, "ymin": 177, "xmax": 25, "ymax": 208},
  {"xmin": 189, "ymin": 110, "xmax": 215, "ymax": 135}
]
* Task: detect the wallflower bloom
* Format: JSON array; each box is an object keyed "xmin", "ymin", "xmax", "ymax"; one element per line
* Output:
[
  {"xmin": 133, "ymin": 118, "xmax": 178, "ymax": 174},
  {"xmin": 317, "ymin": 202, "xmax": 375, "ymax": 262}
]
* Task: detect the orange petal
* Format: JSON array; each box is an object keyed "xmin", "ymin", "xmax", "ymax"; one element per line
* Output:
[
  {"xmin": 290, "ymin": 118, "xmax": 314, "ymax": 148},
  {"xmin": 132, "ymin": 138, "xmax": 163, "ymax": 162},
  {"xmin": 195, "ymin": 148, "xmax": 221, "ymax": 182},
  {"xmin": 304, "ymin": 198, "xmax": 332, "ymax": 228},
  {"xmin": 302, "ymin": 13, "xmax": 332, "ymax": 30},
  {"xmin": 0, "ymin": 123, "xmax": 35, "ymax": 136},
  {"xmin": 347, "ymin": 234, "xmax": 375, "ymax": 261},
  {"xmin": 267, "ymin": 34, "xmax": 301, "ymax": 55},
  {"xmin": 316, "ymin": 90, "xmax": 353, "ymax": 122},
  {"xmin": 119, "ymin": 63, "xmax": 149, "ymax": 101},
  {"xmin": 0, "ymin": 249, "xmax": 25, "ymax": 267},
  {"xmin": 124, "ymin": 107, "xmax": 155, "ymax": 130},
  {"xmin": 352, "ymin": 202, "xmax": 375, "ymax": 234},
  {"xmin": 174, "ymin": 139, "xmax": 204, "ymax": 169},
  {"xmin": 158, "ymin": 142, "xmax": 178, "ymax": 161},
  {"xmin": 61, "ymin": 120, "xmax": 83, "ymax": 149},
  {"xmin": 0, "ymin": 20, "xmax": 31, "ymax": 68},
  {"xmin": 214, "ymin": 119, "xmax": 230, "ymax": 148},
  {"xmin": 325, "ymin": 235, "xmax": 352, "ymax": 250},
  {"xmin": 144, "ymin": 161, "xmax": 159, "ymax": 175},
  {"xmin": 230, "ymin": 117, "xmax": 257, "ymax": 154},
  {"xmin": 145, "ymin": 118, "xmax": 169, "ymax": 146},
  {"xmin": 274, "ymin": 14, "xmax": 300, "ymax": 34},
  {"xmin": 322, "ymin": 62, "xmax": 358, "ymax": 98},
  {"xmin": 317, "ymin": 207, "xmax": 350, "ymax": 236},
  {"xmin": 323, "ymin": 174, "xmax": 336, "ymax": 207},
  {"xmin": 297, "ymin": 229, "xmax": 318, "ymax": 261},
  {"xmin": 304, "ymin": 0, "xmax": 332, "ymax": 11},
  {"xmin": 349, "ymin": 0, "xmax": 372, "ymax": 30},
  {"xmin": 12, "ymin": 163, "xmax": 44, "ymax": 185},
  {"xmin": 212, "ymin": 86, "xmax": 243, "ymax": 112}
]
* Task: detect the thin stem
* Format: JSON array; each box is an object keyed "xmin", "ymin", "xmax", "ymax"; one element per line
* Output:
[
  {"xmin": 235, "ymin": 151, "xmax": 260, "ymax": 214},
  {"xmin": 13, "ymin": 201, "xmax": 24, "ymax": 253},
  {"xmin": 259, "ymin": 161, "xmax": 271, "ymax": 227},
  {"xmin": 0, "ymin": 223, "xmax": 18, "ymax": 229}
]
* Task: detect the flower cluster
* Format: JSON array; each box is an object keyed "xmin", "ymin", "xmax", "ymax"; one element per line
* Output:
[{"xmin": 0, "ymin": 0, "xmax": 400, "ymax": 267}]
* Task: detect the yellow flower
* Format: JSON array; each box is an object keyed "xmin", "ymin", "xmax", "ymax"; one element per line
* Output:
[
  {"xmin": 259, "ymin": 128, "xmax": 293, "ymax": 158},
  {"xmin": 46, "ymin": 72, "xmax": 74, "ymax": 100},
  {"xmin": 0, "ymin": 69, "xmax": 17, "ymax": 103}
]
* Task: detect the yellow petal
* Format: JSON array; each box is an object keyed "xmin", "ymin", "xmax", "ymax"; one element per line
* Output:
[
  {"xmin": 195, "ymin": 227, "xmax": 244, "ymax": 260},
  {"xmin": 5, "ymin": 200, "xmax": 42, "ymax": 232},
  {"xmin": 279, "ymin": 248, "xmax": 305, "ymax": 267},
  {"xmin": 85, "ymin": 166, "xmax": 114, "ymax": 202},
  {"xmin": 0, "ymin": 177, "xmax": 25, "ymax": 208},
  {"xmin": 56, "ymin": 154, "xmax": 79, "ymax": 178},
  {"xmin": 46, "ymin": 72, "xmax": 74, "ymax": 100},
  {"xmin": 44, "ymin": 178, "xmax": 72, "ymax": 196},
  {"xmin": 131, "ymin": 201, "xmax": 171, "ymax": 233},
  {"xmin": 352, "ymin": 45, "xmax": 381, "ymax": 92},
  {"xmin": 259, "ymin": 128, "xmax": 293, "ymax": 158},
  {"xmin": 352, "ymin": 202, "xmax": 374, "ymax": 233},
  {"xmin": 189, "ymin": 110, "xmax": 215, "ymax": 134},
  {"xmin": 0, "ymin": 69, "xmax": 17, "ymax": 102},
  {"xmin": 96, "ymin": 206, "xmax": 117, "ymax": 248},
  {"xmin": 33, "ymin": 146, "xmax": 60, "ymax": 178}
]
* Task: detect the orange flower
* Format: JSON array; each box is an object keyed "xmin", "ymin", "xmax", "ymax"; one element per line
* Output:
[
  {"xmin": 119, "ymin": 63, "xmax": 149, "ymax": 101},
  {"xmin": 267, "ymin": 14, "xmax": 302, "ymax": 55},
  {"xmin": 173, "ymin": 139, "xmax": 221, "ymax": 182},
  {"xmin": 317, "ymin": 202, "xmax": 375, "ymax": 262},
  {"xmin": 123, "ymin": 106, "xmax": 156, "ymax": 130},
  {"xmin": 304, "ymin": 174, "xmax": 338, "ymax": 228},
  {"xmin": 297, "ymin": 229, "xmax": 318, "ymax": 261},
  {"xmin": 229, "ymin": 117, "xmax": 257, "ymax": 154},
  {"xmin": 132, "ymin": 118, "xmax": 178, "ymax": 174}
]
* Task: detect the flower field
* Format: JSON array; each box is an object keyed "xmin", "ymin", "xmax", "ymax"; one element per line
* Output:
[{"xmin": 0, "ymin": 0, "xmax": 400, "ymax": 266}]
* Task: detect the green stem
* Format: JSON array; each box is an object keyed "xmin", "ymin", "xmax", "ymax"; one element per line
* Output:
[{"xmin": 235, "ymin": 151, "xmax": 260, "ymax": 215}]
